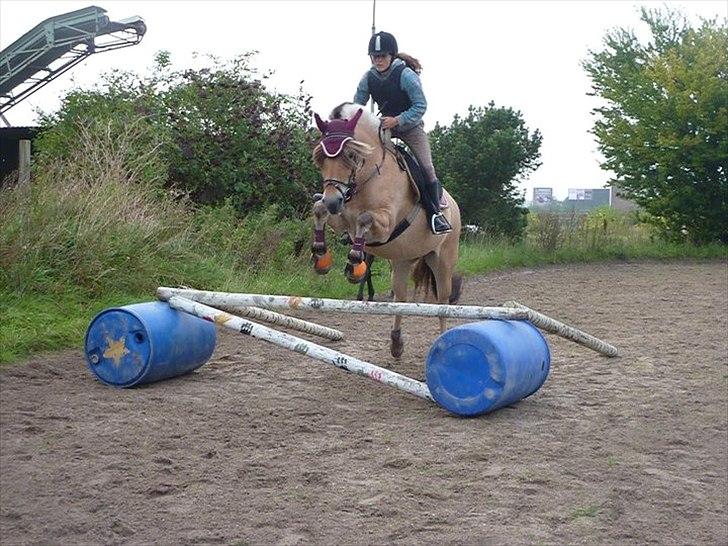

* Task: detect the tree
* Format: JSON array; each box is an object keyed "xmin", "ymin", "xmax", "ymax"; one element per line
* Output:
[
  {"xmin": 583, "ymin": 8, "xmax": 728, "ymax": 244},
  {"xmin": 430, "ymin": 103, "xmax": 542, "ymax": 239}
]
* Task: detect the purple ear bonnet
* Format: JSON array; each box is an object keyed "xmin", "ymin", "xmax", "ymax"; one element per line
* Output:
[{"xmin": 315, "ymin": 109, "xmax": 364, "ymax": 158}]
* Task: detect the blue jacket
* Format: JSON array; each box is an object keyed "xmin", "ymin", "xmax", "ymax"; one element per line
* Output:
[{"xmin": 353, "ymin": 58, "xmax": 427, "ymax": 132}]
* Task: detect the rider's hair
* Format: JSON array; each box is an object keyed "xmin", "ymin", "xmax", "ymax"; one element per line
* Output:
[{"xmin": 396, "ymin": 53, "xmax": 422, "ymax": 74}]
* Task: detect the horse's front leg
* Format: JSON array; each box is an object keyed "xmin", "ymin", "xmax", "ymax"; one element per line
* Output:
[
  {"xmin": 389, "ymin": 259, "xmax": 414, "ymax": 358},
  {"xmin": 311, "ymin": 200, "xmax": 333, "ymax": 274},
  {"xmin": 344, "ymin": 211, "xmax": 391, "ymax": 284},
  {"xmin": 344, "ymin": 214, "xmax": 369, "ymax": 283}
]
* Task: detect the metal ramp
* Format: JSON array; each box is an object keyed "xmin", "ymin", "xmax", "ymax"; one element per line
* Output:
[{"xmin": 0, "ymin": 5, "xmax": 146, "ymax": 118}]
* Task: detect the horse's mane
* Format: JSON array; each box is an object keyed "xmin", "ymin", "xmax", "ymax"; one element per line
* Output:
[{"xmin": 330, "ymin": 103, "xmax": 380, "ymax": 136}]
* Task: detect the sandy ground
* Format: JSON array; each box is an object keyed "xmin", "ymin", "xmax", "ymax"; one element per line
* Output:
[{"xmin": 1, "ymin": 260, "xmax": 727, "ymax": 545}]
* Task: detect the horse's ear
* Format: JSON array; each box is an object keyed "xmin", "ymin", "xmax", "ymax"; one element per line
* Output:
[
  {"xmin": 346, "ymin": 108, "xmax": 364, "ymax": 131},
  {"xmin": 314, "ymin": 113, "xmax": 328, "ymax": 134}
]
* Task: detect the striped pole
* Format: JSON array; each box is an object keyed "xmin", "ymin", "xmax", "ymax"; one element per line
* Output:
[
  {"xmin": 167, "ymin": 296, "xmax": 434, "ymax": 402},
  {"xmin": 504, "ymin": 301, "xmax": 619, "ymax": 357},
  {"xmin": 216, "ymin": 304, "xmax": 343, "ymax": 341},
  {"xmin": 157, "ymin": 288, "xmax": 529, "ymax": 321}
]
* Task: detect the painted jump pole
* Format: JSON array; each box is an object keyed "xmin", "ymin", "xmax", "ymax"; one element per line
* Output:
[
  {"xmin": 503, "ymin": 301, "xmax": 619, "ymax": 357},
  {"xmin": 157, "ymin": 288, "xmax": 530, "ymax": 321},
  {"xmin": 216, "ymin": 303, "xmax": 343, "ymax": 341},
  {"xmin": 166, "ymin": 296, "xmax": 434, "ymax": 402}
]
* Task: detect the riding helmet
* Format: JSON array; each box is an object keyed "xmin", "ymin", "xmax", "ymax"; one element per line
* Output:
[{"xmin": 368, "ymin": 31, "xmax": 398, "ymax": 56}]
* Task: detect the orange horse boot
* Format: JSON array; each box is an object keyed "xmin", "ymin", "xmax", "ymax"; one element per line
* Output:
[
  {"xmin": 313, "ymin": 249, "xmax": 333, "ymax": 274},
  {"xmin": 345, "ymin": 260, "xmax": 368, "ymax": 284}
]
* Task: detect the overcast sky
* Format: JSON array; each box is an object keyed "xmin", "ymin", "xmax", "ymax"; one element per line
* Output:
[{"xmin": 1, "ymin": 0, "xmax": 725, "ymax": 199}]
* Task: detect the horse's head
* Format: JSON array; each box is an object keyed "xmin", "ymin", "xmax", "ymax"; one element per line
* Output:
[{"xmin": 312, "ymin": 105, "xmax": 375, "ymax": 215}]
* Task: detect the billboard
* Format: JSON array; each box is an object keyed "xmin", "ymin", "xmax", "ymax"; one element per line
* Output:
[
  {"xmin": 533, "ymin": 187, "xmax": 553, "ymax": 205},
  {"xmin": 567, "ymin": 188, "xmax": 594, "ymax": 200}
]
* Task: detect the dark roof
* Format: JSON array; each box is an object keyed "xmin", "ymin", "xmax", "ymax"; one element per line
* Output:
[{"xmin": 0, "ymin": 126, "xmax": 40, "ymax": 139}]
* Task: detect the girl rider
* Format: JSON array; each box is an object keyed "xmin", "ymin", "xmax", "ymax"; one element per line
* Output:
[{"xmin": 353, "ymin": 31, "xmax": 452, "ymax": 235}]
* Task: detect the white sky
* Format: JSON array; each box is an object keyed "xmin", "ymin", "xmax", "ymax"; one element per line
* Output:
[{"xmin": 1, "ymin": 0, "xmax": 725, "ymax": 199}]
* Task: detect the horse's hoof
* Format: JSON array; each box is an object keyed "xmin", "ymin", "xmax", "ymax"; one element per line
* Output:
[
  {"xmin": 344, "ymin": 261, "xmax": 367, "ymax": 284},
  {"xmin": 390, "ymin": 329, "xmax": 404, "ymax": 358},
  {"xmin": 313, "ymin": 250, "xmax": 333, "ymax": 274}
]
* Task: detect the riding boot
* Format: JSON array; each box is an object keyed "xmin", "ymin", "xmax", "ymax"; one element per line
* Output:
[{"xmin": 424, "ymin": 180, "xmax": 452, "ymax": 235}]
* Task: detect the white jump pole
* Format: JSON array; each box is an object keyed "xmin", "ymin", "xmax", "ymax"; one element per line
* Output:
[
  {"xmin": 503, "ymin": 301, "xmax": 619, "ymax": 357},
  {"xmin": 157, "ymin": 288, "xmax": 530, "ymax": 321},
  {"xmin": 167, "ymin": 296, "xmax": 434, "ymax": 402},
  {"xmin": 217, "ymin": 304, "xmax": 343, "ymax": 341}
]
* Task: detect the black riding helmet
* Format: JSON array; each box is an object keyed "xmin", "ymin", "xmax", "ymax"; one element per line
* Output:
[{"xmin": 368, "ymin": 31, "xmax": 398, "ymax": 56}]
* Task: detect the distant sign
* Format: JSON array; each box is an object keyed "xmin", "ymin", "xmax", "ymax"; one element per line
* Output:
[
  {"xmin": 533, "ymin": 187, "xmax": 553, "ymax": 205},
  {"xmin": 568, "ymin": 189, "xmax": 593, "ymax": 200}
]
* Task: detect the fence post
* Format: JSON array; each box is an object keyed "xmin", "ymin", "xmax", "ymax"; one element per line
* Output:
[{"xmin": 18, "ymin": 139, "xmax": 31, "ymax": 186}]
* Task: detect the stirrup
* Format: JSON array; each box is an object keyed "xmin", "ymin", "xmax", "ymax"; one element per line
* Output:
[{"xmin": 430, "ymin": 212, "xmax": 452, "ymax": 234}]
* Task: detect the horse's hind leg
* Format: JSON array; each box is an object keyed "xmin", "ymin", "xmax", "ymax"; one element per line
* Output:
[
  {"xmin": 356, "ymin": 253, "xmax": 375, "ymax": 301},
  {"xmin": 363, "ymin": 254, "xmax": 376, "ymax": 301},
  {"xmin": 389, "ymin": 259, "xmax": 414, "ymax": 358}
]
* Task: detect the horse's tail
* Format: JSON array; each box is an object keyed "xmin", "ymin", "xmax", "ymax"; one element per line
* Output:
[{"xmin": 412, "ymin": 259, "xmax": 463, "ymax": 305}]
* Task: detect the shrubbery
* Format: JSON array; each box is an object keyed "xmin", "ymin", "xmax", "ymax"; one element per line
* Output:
[{"xmin": 35, "ymin": 51, "xmax": 319, "ymax": 218}]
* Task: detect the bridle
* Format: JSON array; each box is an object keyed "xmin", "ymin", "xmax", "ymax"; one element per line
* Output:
[{"xmin": 322, "ymin": 127, "xmax": 389, "ymax": 203}]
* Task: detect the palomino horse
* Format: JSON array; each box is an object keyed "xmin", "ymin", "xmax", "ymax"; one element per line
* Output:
[{"xmin": 311, "ymin": 103, "xmax": 462, "ymax": 357}]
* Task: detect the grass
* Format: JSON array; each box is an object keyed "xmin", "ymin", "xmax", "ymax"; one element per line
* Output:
[
  {"xmin": 3, "ymin": 239, "xmax": 723, "ymax": 364},
  {"xmin": 570, "ymin": 505, "xmax": 600, "ymax": 519}
]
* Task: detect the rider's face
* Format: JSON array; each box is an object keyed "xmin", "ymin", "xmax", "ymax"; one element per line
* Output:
[{"xmin": 370, "ymin": 53, "xmax": 393, "ymax": 72}]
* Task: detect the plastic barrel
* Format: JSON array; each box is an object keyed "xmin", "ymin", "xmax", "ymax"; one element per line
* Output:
[
  {"xmin": 84, "ymin": 301, "xmax": 216, "ymax": 387},
  {"xmin": 426, "ymin": 320, "xmax": 550, "ymax": 416}
]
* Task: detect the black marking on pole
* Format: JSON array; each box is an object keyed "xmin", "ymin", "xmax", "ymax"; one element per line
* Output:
[{"xmin": 240, "ymin": 323, "xmax": 254, "ymax": 335}]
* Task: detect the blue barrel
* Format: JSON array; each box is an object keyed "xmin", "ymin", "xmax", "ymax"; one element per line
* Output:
[
  {"xmin": 84, "ymin": 301, "xmax": 216, "ymax": 387},
  {"xmin": 426, "ymin": 320, "xmax": 550, "ymax": 416}
]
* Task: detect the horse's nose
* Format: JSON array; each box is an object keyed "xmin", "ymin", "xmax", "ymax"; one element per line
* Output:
[{"xmin": 324, "ymin": 194, "xmax": 343, "ymax": 215}]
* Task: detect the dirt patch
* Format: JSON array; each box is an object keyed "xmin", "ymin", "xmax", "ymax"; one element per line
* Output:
[{"xmin": 2, "ymin": 261, "xmax": 727, "ymax": 545}]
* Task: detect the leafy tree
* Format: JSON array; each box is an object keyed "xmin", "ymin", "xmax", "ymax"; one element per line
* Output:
[
  {"xmin": 430, "ymin": 103, "xmax": 542, "ymax": 239},
  {"xmin": 583, "ymin": 8, "xmax": 728, "ymax": 244}
]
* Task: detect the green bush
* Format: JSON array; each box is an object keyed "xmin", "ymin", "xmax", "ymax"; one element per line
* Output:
[{"xmin": 34, "ymin": 51, "xmax": 320, "ymax": 219}]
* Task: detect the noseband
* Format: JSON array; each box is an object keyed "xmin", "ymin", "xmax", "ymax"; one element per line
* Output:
[{"xmin": 323, "ymin": 164, "xmax": 379, "ymax": 203}]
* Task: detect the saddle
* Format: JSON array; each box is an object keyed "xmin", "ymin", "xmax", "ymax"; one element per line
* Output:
[
  {"xmin": 393, "ymin": 144, "xmax": 447, "ymax": 209},
  {"xmin": 393, "ymin": 144, "xmax": 423, "ymax": 203}
]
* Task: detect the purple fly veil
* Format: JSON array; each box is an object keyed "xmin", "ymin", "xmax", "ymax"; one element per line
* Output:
[{"xmin": 314, "ymin": 109, "xmax": 364, "ymax": 157}]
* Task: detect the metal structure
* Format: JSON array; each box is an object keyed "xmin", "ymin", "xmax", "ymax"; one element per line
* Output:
[{"xmin": 0, "ymin": 5, "xmax": 146, "ymax": 117}]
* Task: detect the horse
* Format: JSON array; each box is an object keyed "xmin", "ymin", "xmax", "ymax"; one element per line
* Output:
[{"xmin": 310, "ymin": 102, "xmax": 462, "ymax": 357}]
